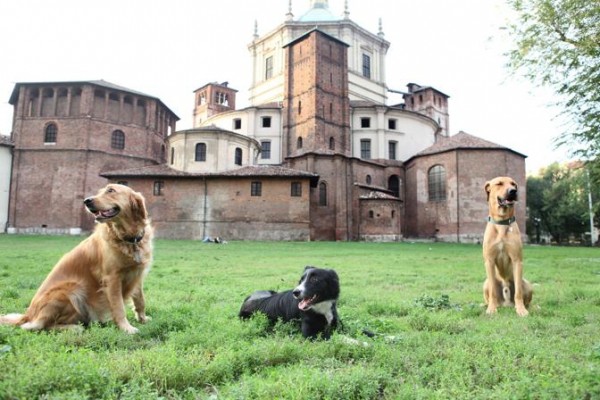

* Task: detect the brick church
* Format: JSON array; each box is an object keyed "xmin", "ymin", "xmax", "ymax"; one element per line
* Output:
[{"xmin": 5, "ymin": 0, "xmax": 526, "ymax": 241}]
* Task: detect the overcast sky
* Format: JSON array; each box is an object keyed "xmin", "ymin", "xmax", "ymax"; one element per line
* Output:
[{"xmin": 0, "ymin": 0, "xmax": 570, "ymax": 173}]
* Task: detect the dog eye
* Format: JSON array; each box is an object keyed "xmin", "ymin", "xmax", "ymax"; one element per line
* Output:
[
  {"xmin": 106, "ymin": 188, "xmax": 116, "ymax": 193},
  {"xmin": 310, "ymin": 277, "xmax": 318, "ymax": 283}
]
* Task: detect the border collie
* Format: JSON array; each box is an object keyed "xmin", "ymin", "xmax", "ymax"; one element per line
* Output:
[{"xmin": 239, "ymin": 266, "xmax": 340, "ymax": 339}]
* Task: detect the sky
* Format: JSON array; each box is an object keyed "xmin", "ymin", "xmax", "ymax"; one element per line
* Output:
[{"xmin": 0, "ymin": 0, "xmax": 571, "ymax": 173}]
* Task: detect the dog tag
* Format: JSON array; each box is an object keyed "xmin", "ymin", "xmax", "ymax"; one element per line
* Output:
[
  {"xmin": 133, "ymin": 250, "xmax": 142, "ymax": 263},
  {"xmin": 507, "ymin": 226, "xmax": 513, "ymax": 233}
]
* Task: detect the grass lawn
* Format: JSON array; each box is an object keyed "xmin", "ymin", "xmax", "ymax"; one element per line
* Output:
[{"xmin": 0, "ymin": 235, "xmax": 599, "ymax": 399}]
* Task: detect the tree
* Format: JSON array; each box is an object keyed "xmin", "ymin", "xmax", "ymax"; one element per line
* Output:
[
  {"xmin": 506, "ymin": 0, "xmax": 600, "ymax": 162},
  {"xmin": 527, "ymin": 162, "xmax": 599, "ymax": 244}
]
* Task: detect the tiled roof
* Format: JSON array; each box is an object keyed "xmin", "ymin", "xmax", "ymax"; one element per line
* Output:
[
  {"xmin": 219, "ymin": 165, "xmax": 319, "ymax": 179},
  {"xmin": 9, "ymin": 80, "xmax": 179, "ymax": 120},
  {"xmin": 101, "ymin": 164, "xmax": 320, "ymax": 185},
  {"xmin": 410, "ymin": 131, "xmax": 527, "ymax": 159},
  {"xmin": 87, "ymin": 80, "xmax": 154, "ymax": 98},
  {"xmin": 406, "ymin": 83, "xmax": 450, "ymax": 98},
  {"xmin": 101, "ymin": 164, "xmax": 197, "ymax": 178},
  {"xmin": 349, "ymin": 100, "xmax": 378, "ymax": 108},
  {"xmin": 359, "ymin": 191, "xmax": 400, "ymax": 200},
  {"xmin": 284, "ymin": 28, "xmax": 349, "ymax": 49},
  {"xmin": 176, "ymin": 125, "xmax": 234, "ymax": 134},
  {"xmin": 0, "ymin": 135, "xmax": 13, "ymax": 147}
]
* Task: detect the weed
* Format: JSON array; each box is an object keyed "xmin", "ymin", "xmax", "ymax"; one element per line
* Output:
[{"xmin": 413, "ymin": 293, "xmax": 460, "ymax": 311}]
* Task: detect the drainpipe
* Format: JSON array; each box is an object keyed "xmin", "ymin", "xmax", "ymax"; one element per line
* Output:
[
  {"xmin": 5, "ymin": 142, "xmax": 15, "ymax": 232},
  {"xmin": 202, "ymin": 177, "xmax": 208, "ymax": 239},
  {"xmin": 455, "ymin": 151, "xmax": 460, "ymax": 243},
  {"xmin": 346, "ymin": 159, "xmax": 351, "ymax": 241}
]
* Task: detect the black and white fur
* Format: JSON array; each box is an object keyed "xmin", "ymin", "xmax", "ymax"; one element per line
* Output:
[{"xmin": 239, "ymin": 266, "xmax": 340, "ymax": 339}]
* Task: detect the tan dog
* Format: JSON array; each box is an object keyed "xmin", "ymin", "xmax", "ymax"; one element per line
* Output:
[
  {"xmin": 0, "ymin": 184, "xmax": 153, "ymax": 333},
  {"xmin": 483, "ymin": 176, "xmax": 532, "ymax": 316}
]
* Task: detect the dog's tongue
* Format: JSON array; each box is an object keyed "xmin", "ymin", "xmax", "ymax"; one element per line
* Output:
[
  {"xmin": 498, "ymin": 197, "xmax": 516, "ymax": 207},
  {"xmin": 298, "ymin": 297, "xmax": 312, "ymax": 311},
  {"xmin": 298, "ymin": 300, "xmax": 309, "ymax": 311},
  {"xmin": 96, "ymin": 208, "xmax": 118, "ymax": 218}
]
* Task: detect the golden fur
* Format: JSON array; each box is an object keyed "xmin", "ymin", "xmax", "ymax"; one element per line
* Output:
[
  {"xmin": 0, "ymin": 184, "xmax": 153, "ymax": 333},
  {"xmin": 482, "ymin": 176, "xmax": 532, "ymax": 316}
]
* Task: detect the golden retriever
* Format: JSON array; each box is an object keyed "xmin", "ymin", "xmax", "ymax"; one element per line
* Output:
[
  {"xmin": 482, "ymin": 176, "xmax": 532, "ymax": 316},
  {"xmin": 0, "ymin": 184, "xmax": 153, "ymax": 333}
]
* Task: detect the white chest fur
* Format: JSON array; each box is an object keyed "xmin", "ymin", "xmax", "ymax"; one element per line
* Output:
[{"xmin": 310, "ymin": 300, "xmax": 336, "ymax": 325}]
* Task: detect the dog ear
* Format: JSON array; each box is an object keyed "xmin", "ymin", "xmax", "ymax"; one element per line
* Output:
[
  {"xmin": 130, "ymin": 191, "xmax": 148, "ymax": 220},
  {"xmin": 328, "ymin": 269, "xmax": 339, "ymax": 281},
  {"xmin": 304, "ymin": 265, "xmax": 315, "ymax": 271},
  {"xmin": 484, "ymin": 181, "xmax": 491, "ymax": 202}
]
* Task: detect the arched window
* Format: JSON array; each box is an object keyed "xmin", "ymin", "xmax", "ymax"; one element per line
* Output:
[
  {"xmin": 41, "ymin": 88, "xmax": 54, "ymax": 117},
  {"xmin": 329, "ymin": 137, "xmax": 335, "ymax": 150},
  {"xmin": 366, "ymin": 175, "xmax": 372, "ymax": 185},
  {"xmin": 318, "ymin": 182, "xmax": 327, "ymax": 206},
  {"xmin": 388, "ymin": 175, "xmax": 400, "ymax": 198},
  {"xmin": 428, "ymin": 165, "xmax": 447, "ymax": 202},
  {"xmin": 195, "ymin": 143, "xmax": 207, "ymax": 161},
  {"xmin": 57, "ymin": 88, "xmax": 68, "ymax": 117},
  {"xmin": 170, "ymin": 147, "xmax": 175, "ymax": 165},
  {"xmin": 369, "ymin": 210, "xmax": 374, "ymax": 218},
  {"xmin": 28, "ymin": 88, "xmax": 40, "ymax": 117},
  {"xmin": 297, "ymin": 137, "xmax": 303, "ymax": 149},
  {"xmin": 44, "ymin": 123, "xmax": 57, "ymax": 143},
  {"xmin": 111, "ymin": 130, "xmax": 125, "ymax": 149},
  {"xmin": 235, "ymin": 147, "xmax": 242, "ymax": 166}
]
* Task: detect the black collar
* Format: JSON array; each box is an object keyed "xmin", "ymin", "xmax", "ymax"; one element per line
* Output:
[
  {"xmin": 487, "ymin": 216, "xmax": 516, "ymax": 226},
  {"xmin": 123, "ymin": 229, "xmax": 145, "ymax": 244}
]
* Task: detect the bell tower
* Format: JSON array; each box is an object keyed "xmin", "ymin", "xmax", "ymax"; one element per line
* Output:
[
  {"xmin": 282, "ymin": 29, "xmax": 351, "ymax": 157},
  {"xmin": 193, "ymin": 81, "xmax": 237, "ymax": 127},
  {"xmin": 403, "ymin": 83, "xmax": 450, "ymax": 136}
]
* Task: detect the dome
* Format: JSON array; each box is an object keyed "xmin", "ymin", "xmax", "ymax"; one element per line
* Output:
[{"xmin": 297, "ymin": 0, "xmax": 339, "ymax": 22}]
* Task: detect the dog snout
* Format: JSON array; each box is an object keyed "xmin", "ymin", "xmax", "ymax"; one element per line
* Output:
[
  {"xmin": 83, "ymin": 197, "xmax": 95, "ymax": 208},
  {"xmin": 507, "ymin": 187, "xmax": 518, "ymax": 200}
]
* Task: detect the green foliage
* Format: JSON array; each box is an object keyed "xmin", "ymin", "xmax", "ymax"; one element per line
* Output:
[
  {"xmin": 0, "ymin": 236, "xmax": 599, "ymax": 398},
  {"xmin": 413, "ymin": 294, "xmax": 460, "ymax": 311},
  {"xmin": 506, "ymin": 0, "xmax": 600, "ymax": 161},
  {"xmin": 526, "ymin": 162, "xmax": 599, "ymax": 243}
]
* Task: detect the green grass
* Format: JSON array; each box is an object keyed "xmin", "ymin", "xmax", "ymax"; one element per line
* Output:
[{"xmin": 0, "ymin": 236, "xmax": 598, "ymax": 399}]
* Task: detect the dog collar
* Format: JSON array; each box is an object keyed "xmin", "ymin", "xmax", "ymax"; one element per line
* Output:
[
  {"xmin": 487, "ymin": 216, "xmax": 516, "ymax": 225},
  {"xmin": 123, "ymin": 229, "xmax": 145, "ymax": 244}
]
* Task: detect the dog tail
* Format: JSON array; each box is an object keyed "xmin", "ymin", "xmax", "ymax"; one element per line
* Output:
[
  {"xmin": 502, "ymin": 284, "xmax": 512, "ymax": 304},
  {"xmin": 0, "ymin": 313, "xmax": 27, "ymax": 326}
]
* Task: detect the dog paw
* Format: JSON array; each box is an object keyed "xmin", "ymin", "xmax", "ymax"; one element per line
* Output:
[
  {"xmin": 485, "ymin": 306, "xmax": 498, "ymax": 315},
  {"xmin": 120, "ymin": 324, "xmax": 139, "ymax": 334},
  {"xmin": 20, "ymin": 321, "xmax": 44, "ymax": 331},
  {"xmin": 136, "ymin": 314, "xmax": 152, "ymax": 324},
  {"xmin": 516, "ymin": 307, "xmax": 529, "ymax": 317}
]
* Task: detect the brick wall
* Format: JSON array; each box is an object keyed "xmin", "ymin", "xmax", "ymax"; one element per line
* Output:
[
  {"xmin": 405, "ymin": 149, "xmax": 526, "ymax": 242},
  {"xmin": 283, "ymin": 30, "xmax": 350, "ymax": 158},
  {"xmin": 8, "ymin": 82, "xmax": 174, "ymax": 233},
  {"xmin": 359, "ymin": 198, "xmax": 402, "ymax": 241},
  {"xmin": 110, "ymin": 176, "xmax": 312, "ymax": 241}
]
